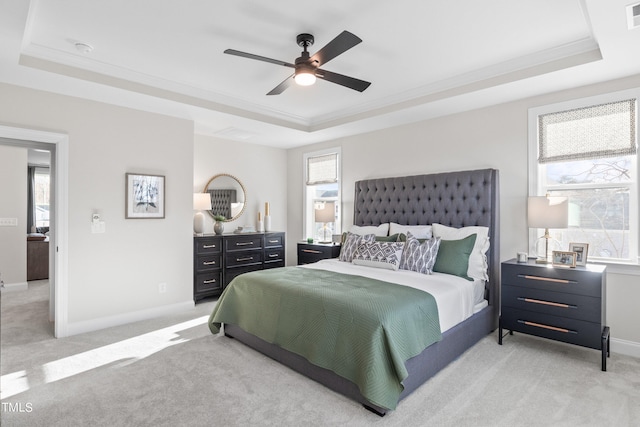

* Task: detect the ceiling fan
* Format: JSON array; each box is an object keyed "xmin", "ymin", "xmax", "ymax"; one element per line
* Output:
[{"xmin": 224, "ymin": 31, "xmax": 371, "ymax": 95}]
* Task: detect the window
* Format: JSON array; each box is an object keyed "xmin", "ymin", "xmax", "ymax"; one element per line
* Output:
[
  {"xmin": 304, "ymin": 148, "xmax": 341, "ymax": 242},
  {"xmin": 529, "ymin": 90, "xmax": 639, "ymax": 264}
]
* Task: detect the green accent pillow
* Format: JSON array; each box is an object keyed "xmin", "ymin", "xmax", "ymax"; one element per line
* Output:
[
  {"xmin": 375, "ymin": 233, "xmax": 401, "ymax": 242},
  {"xmin": 433, "ymin": 234, "xmax": 477, "ymax": 281}
]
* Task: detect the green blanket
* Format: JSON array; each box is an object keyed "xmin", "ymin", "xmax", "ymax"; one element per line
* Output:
[{"xmin": 208, "ymin": 266, "xmax": 441, "ymax": 410}]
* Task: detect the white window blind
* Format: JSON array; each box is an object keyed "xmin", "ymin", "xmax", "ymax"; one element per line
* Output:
[
  {"xmin": 307, "ymin": 153, "xmax": 338, "ymax": 185},
  {"xmin": 538, "ymin": 99, "xmax": 637, "ymax": 163}
]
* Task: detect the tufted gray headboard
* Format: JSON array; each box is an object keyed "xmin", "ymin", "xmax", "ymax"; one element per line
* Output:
[{"xmin": 353, "ymin": 168, "xmax": 500, "ymax": 327}]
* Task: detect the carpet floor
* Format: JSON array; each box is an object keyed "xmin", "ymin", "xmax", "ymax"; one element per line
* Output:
[{"xmin": 1, "ymin": 281, "xmax": 639, "ymax": 426}]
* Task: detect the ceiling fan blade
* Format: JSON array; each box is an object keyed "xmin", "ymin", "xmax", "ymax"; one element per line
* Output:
[
  {"xmin": 316, "ymin": 69, "xmax": 371, "ymax": 92},
  {"xmin": 266, "ymin": 74, "xmax": 294, "ymax": 95},
  {"xmin": 224, "ymin": 49, "xmax": 295, "ymax": 68},
  {"xmin": 310, "ymin": 31, "xmax": 362, "ymax": 66}
]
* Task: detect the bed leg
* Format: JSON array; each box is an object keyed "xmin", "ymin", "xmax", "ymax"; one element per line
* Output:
[{"xmin": 363, "ymin": 404, "xmax": 386, "ymax": 417}]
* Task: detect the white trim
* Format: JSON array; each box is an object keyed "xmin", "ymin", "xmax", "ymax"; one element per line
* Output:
[
  {"xmin": 610, "ymin": 337, "xmax": 640, "ymax": 359},
  {"xmin": 66, "ymin": 300, "xmax": 196, "ymax": 337},
  {"xmin": 0, "ymin": 125, "xmax": 69, "ymax": 338}
]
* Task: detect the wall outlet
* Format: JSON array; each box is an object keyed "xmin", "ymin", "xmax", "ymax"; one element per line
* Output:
[
  {"xmin": 158, "ymin": 282, "xmax": 167, "ymax": 293},
  {"xmin": 0, "ymin": 218, "xmax": 18, "ymax": 227}
]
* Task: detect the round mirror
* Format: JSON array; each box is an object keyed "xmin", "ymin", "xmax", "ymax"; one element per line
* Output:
[{"xmin": 202, "ymin": 173, "xmax": 247, "ymax": 222}]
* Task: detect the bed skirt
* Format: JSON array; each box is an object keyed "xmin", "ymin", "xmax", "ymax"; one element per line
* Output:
[{"xmin": 223, "ymin": 303, "xmax": 495, "ymax": 415}]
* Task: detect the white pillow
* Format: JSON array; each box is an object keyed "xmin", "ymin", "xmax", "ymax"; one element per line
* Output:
[
  {"xmin": 349, "ymin": 223, "xmax": 389, "ymax": 237},
  {"xmin": 431, "ymin": 223, "xmax": 489, "ymax": 281},
  {"xmin": 388, "ymin": 223, "xmax": 433, "ymax": 239},
  {"xmin": 352, "ymin": 241, "xmax": 405, "ymax": 271}
]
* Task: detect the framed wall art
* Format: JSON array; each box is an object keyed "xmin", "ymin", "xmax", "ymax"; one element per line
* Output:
[
  {"xmin": 125, "ymin": 173, "xmax": 165, "ymax": 219},
  {"xmin": 569, "ymin": 242, "xmax": 589, "ymax": 266}
]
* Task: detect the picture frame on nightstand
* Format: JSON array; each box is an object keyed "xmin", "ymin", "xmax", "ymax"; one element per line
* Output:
[
  {"xmin": 569, "ymin": 242, "xmax": 589, "ymax": 266},
  {"xmin": 552, "ymin": 250, "xmax": 577, "ymax": 268}
]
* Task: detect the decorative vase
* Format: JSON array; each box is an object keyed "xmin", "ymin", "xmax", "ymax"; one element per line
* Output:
[
  {"xmin": 264, "ymin": 215, "xmax": 271, "ymax": 232},
  {"xmin": 214, "ymin": 221, "xmax": 224, "ymax": 235}
]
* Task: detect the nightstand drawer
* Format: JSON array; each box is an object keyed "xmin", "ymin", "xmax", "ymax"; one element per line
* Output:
[
  {"xmin": 502, "ymin": 263, "xmax": 601, "ymax": 297},
  {"xmin": 226, "ymin": 250, "xmax": 263, "ymax": 268},
  {"xmin": 501, "ymin": 307, "xmax": 602, "ymax": 349},
  {"xmin": 502, "ymin": 285, "xmax": 601, "ymax": 323},
  {"xmin": 195, "ymin": 236, "xmax": 221, "ymax": 254},
  {"xmin": 195, "ymin": 254, "xmax": 222, "ymax": 272},
  {"xmin": 297, "ymin": 243, "xmax": 341, "ymax": 265}
]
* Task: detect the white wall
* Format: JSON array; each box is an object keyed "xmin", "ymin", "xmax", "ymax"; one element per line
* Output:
[
  {"xmin": 0, "ymin": 145, "xmax": 27, "ymax": 286},
  {"xmin": 0, "ymin": 83, "xmax": 195, "ymax": 334},
  {"xmin": 287, "ymin": 74, "xmax": 640, "ymax": 354},
  {"xmin": 193, "ymin": 134, "xmax": 288, "ymax": 259}
]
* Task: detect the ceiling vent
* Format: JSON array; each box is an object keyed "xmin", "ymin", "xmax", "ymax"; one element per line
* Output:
[{"xmin": 627, "ymin": 2, "xmax": 640, "ymax": 29}]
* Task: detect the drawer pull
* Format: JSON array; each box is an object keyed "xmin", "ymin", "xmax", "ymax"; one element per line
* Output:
[
  {"xmin": 302, "ymin": 249, "xmax": 322, "ymax": 254},
  {"xmin": 202, "ymin": 261, "xmax": 217, "ymax": 266},
  {"xmin": 517, "ymin": 297, "xmax": 576, "ymax": 309},
  {"xmin": 236, "ymin": 242, "xmax": 255, "ymax": 246},
  {"xmin": 268, "ymin": 253, "xmax": 279, "ymax": 258},
  {"xmin": 236, "ymin": 256, "xmax": 254, "ymax": 262},
  {"xmin": 203, "ymin": 279, "xmax": 217, "ymax": 284},
  {"xmin": 268, "ymin": 239, "xmax": 279, "ymax": 244},
  {"xmin": 519, "ymin": 274, "xmax": 576, "ymax": 284},
  {"xmin": 518, "ymin": 320, "xmax": 576, "ymax": 334},
  {"xmin": 203, "ymin": 244, "xmax": 217, "ymax": 249}
]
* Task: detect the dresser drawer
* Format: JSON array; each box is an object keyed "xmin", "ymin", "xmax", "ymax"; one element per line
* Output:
[
  {"xmin": 264, "ymin": 233, "xmax": 284, "ymax": 248},
  {"xmin": 502, "ymin": 285, "xmax": 601, "ymax": 323},
  {"xmin": 195, "ymin": 236, "xmax": 221, "ymax": 254},
  {"xmin": 225, "ymin": 235, "xmax": 263, "ymax": 252},
  {"xmin": 501, "ymin": 307, "xmax": 602, "ymax": 349},
  {"xmin": 224, "ymin": 264, "xmax": 263, "ymax": 286},
  {"xmin": 226, "ymin": 250, "xmax": 263, "ymax": 268},
  {"xmin": 195, "ymin": 271, "xmax": 223, "ymax": 294},
  {"xmin": 195, "ymin": 254, "xmax": 222, "ymax": 272},
  {"xmin": 264, "ymin": 248, "xmax": 284, "ymax": 265},
  {"xmin": 502, "ymin": 263, "xmax": 602, "ymax": 298}
]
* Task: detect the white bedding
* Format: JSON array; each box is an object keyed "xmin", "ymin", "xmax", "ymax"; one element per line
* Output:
[{"xmin": 301, "ymin": 259, "xmax": 478, "ymax": 333}]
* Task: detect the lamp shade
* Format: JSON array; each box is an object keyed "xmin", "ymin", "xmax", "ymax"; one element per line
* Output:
[
  {"xmin": 528, "ymin": 196, "xmax": 568, "ymax": 229},
  {"xmin": 193, "ymin": 193, "xmax": 212, "ymax": 211},
  {"xmin": 315, "ymin": 201, "xmax": 335, "ymax": 223}
]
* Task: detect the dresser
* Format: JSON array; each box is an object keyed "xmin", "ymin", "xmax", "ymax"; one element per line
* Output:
[
  {"xmin": 297, "ymin": 242, "xmax": 341, "ymax": 265},
  {"xmin": 194, "ymin": 232, "xmax": 285, "ymax": 302},
  {"xmin": 499, "ymin": 258, "xmax": 609, "ymax": 370}
]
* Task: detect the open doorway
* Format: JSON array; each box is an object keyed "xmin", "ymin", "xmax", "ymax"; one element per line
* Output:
[{"xmin": 0, "ymin": 125, "xmax": 68, "ymax": 337}]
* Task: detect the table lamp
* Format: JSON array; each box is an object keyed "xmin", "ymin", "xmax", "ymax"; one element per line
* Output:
[
  {"xmin": 528, "ymin": 195, "xmax": 568, "ymax": 263},
  {"xmin": 193, "ymin": 193, "xmax": 212, "ymax": 235},
  {"xmin": 315, "ymin": 201, "xmax": 335, "ymax": 243}
]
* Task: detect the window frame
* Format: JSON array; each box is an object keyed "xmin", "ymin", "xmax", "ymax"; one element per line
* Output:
[
  {"xmin": 303, "ymin": 147, "xmax": 341, "ymax": 242},
  {"xmin": 528, "ymin": 88, "xmax": 639, "ymax": 267}
]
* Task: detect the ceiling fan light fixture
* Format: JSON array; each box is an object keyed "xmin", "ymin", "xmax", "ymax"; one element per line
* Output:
[{"xmin": 294, "ymin": 65, "xmax": 316, "ymax": 86}]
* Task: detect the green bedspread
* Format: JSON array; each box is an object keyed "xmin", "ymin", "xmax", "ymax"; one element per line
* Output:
[{"xmin": 208, "ymin": 266, "xmax": 441, "ymax": 410}]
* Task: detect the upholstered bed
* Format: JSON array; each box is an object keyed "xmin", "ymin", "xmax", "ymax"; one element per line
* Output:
[{"xmin": 210, "ymin": 168, "xmax": 500, "ymax": 415}]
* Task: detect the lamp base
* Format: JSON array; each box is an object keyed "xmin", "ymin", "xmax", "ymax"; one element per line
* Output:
[
  {"xmin": 534, "ymin": 234, "xmax": 561, "ymax": 264},
  {"xmin": 194, "ymin": 211, "xmax": 205, "ymax": 235}
]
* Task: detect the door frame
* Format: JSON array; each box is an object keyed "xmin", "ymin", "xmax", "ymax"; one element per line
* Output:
[{"xmin": 0, "ymin": 125, "xmax": 68, "ymax": 337}]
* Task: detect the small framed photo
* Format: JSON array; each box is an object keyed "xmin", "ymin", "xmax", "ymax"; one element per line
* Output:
[
  {"xmin": 569, "ymin": 242, "xmax": 589, "ymax": 266},
  {"xmin": 126, "ymin": 173, "xmax": 165, "ymax": 219},
  {"xmin": 552, "ymin": 251, "xmax": 577, "ymax": 268}
]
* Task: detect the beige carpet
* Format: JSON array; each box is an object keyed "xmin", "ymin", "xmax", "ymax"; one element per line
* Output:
[{"xmin": 1, "ymin": 281, "xmax": 639, "ymax": 426}]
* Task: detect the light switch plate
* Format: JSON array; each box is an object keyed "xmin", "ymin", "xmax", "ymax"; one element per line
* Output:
[{"xmin": 0, "ymin": 218, "xmax": 18, "ymax": 227}]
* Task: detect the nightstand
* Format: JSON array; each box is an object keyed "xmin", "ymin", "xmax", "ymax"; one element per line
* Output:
[
  {"xmin": 297, "ymin": 242, "xmax": 341, "ymax": 265},
  {"xmin": 499, "ymin": 258, "xmax": 609, "ymax": 371}
]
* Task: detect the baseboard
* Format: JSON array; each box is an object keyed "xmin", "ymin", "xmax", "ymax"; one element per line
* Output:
[
  {"xmin": 611, "ymin": 337, "xmax": 640, "ymax": 359},
  {"xmin": 0, "ymin": 282, "xmax": 28, "ymax": 292},
  {"xmin": 65, "ymin": 300, "xmax": 196, "ymax": 337}
]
